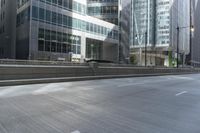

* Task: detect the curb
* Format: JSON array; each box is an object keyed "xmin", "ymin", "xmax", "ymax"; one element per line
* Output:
[{"xmin": 0, "ymin": 72, "xmax": 196, "ymax": 87}]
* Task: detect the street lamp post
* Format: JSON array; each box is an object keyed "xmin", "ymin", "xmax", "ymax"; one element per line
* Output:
[
  {"xmin": 189, "ymin": 0, "xmax": 192, "ymax": 65},
  {"xmin": 135, "ymin": 32, "xmax": 148, "ymax": 67},
  {"xmin": 145, "ymin": 31, "xmax": 147, "ymax": 67},
  {"xmin": 176, "ymin": 25, "xmax": 194, "ymax": 68},
  {"xmin": 189, "ymin": 0, "xmax": 193, "ymax": 66},
  {"xmin": 176, "ymin": 0, "xmax": 194, "ymax": 68},
  {"xmin": 176, "ymin": 26, "xmax": 180, "ymax": 68}
]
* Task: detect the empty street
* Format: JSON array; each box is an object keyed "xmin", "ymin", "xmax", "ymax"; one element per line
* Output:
[{"xmin": 0, "ymin": 74, "xmax": 200, "ymax": 133}]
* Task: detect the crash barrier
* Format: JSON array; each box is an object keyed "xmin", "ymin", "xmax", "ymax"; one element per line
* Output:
[{"xmin": 0, "ymin": 62, "xmax": 199, "ymax": 80}]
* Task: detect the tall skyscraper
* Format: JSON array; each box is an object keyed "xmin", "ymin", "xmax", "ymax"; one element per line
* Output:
[
  {"xmin": 120, "ymin": 0, "xmax": 131, "ymax": 63},
  {"xmin": 191, "ymin": 0, "xmax": 200, "ymax": 66},
  {"xmin": 0, "ymin": 0, "xmax": 119, "ymax": 62},
  {"xmin": 87, "ymin": 0, "xmax": 121, "ymax": 63},
  {"xmin": 129, "ymin": 0, "xmax": 190, "ymax": 66},
  {"xmin": 0, "ymin": 0, "xmax": 16, "ymax": 59}
]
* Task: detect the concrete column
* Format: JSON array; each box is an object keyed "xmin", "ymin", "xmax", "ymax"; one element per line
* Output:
[{"xmin": 81, "ymin": 33, "xmax": 86, "ymax": 62}]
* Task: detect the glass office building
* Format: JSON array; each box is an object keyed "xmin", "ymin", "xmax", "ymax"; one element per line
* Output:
[
  {"xmin": 120, "ymin": 0, "xmax": 131, "ymax": 63},
  {"xmin": 131, "ymin": 0, "xmax": 156, "ymax": 47},
  {"xmin": 156, "ymin": 0, "xmax": 170, "ymax": 46},
  {"xmin": 0, "ymin": 0, "xmax": 119, "ymax": 62},
  {"xmin": 191, "ymin": 0, "xmax": 200, "ymax": 66},
  {"xmin": 129, "ymin": 0, "xmax": 190, "ymax": 66},
  {"xmin": 0, "ymin": 0, "xmax": 16, "ymax": 59},
  {"xmin": 87, "ymin": 0, "xmax": 119, "ymax": 25}
]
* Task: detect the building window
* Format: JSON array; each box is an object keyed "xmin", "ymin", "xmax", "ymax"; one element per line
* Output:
[
  {"xmin": 38, "ymin": 28, "xmax": 81, "ymax": 54},
  {"xmin": 45, "ymin": 10, "xmax": 51, "ymax": 22},
  {"xmin": 52, "ymin": 12, "xmax": 57, "ymax": 23},
  {"xmin": 57, "ymin": 43, "xmax": 62, "ymax": 52},
  {"xmin": 32, "ymin": 6, "xmax": 118, "ymax": 40},
  {"xmin": 58, "ymin": 14, "xmax": 62, "ymax": 25},
  {"xmin": 86, "ymin": 38, "xmax": 103, "ymax": 60},
  {"xmin": 32, "ymin": 6, "xmax": 38, "ymax": 18},
  {"xmin": 58, "ymin": 0, "xmax": 62, "ymax": 6},
  {"xmin": 51, "ymin": 31, "xmax": 56, "ymax": 41},
  {"xmin": 39, "ymin": 29, "xmax": 44, "ymax": 39},
  {"xmin": 62, "ymin": 44, "xmax": 67, "ymax": 53},
  {"xmin": 17, "ymin": 7, "xmax": 30, "ymax": 27},
  {"xmin": 38, "ymin": 40, "xmax": 45, "ymax": 51},
  {"xmin": 51, "ymin": 42, "xmax": 56, "ymax": 52},
  {"xmin": 45, "ymin": 41, "xmax": 51, "ymax": 51},
  {"xmin": 39, "ymin": 8, "xmax": 45, "ymax": 20},
  {"xmin": 52, "ymin": 0, "xmax": 57, "ymax": 5},
  {"xmin": 45, "ymin": 30, "xmax": 51, "ymax": 40},
  {"xmin": 0, "ymin": 47, "xmax": 4, "ymax": 56}
]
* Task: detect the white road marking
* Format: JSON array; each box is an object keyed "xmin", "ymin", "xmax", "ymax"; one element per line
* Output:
[
  {"xmin": 33, "ymin": 84, "xmax": 65, "ymax": 95},
  {"xmin": 0, "ymin": 86, "xmax": 26, "ymax": 97},
  {"xmin": 117, "ymin": 78, "xmax": 173, "ymax": 88},
  {"xmin": 175, "ymin": 91, "xmax": 188, "ymax": 96},
  {"xmin": 118, "ymin": 82, "xmax": 146, "ymax": 87},
  {"xmin": 71, "ymin": 130, "xmax": 80, "ymax": 133}
]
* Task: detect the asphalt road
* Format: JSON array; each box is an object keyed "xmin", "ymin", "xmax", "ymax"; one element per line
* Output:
[{"xmin": 0, "ymin": 74, "xmax": 200, "ymax": 133}]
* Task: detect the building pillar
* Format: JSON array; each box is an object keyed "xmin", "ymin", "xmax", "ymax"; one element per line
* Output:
[{"xmin": 81, "ymin": 33, "xmax": 86, "ymax": 62}]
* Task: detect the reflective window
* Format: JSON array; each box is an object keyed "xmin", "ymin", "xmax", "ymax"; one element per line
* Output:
[
  {"xmin": 38, "ymin": 28, "xmax": 81, "ymax": 54},
  {"xmin": 32, "ymin": 6, "xmax": 118, "ymax": 39},
  {"xmin": 39, "ymin": 0, "xmax": 86, "ymax": 14}
]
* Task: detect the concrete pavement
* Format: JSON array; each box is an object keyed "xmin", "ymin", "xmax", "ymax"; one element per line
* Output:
[{"xmin": 0, "ymin": 74, "xmax": 200, "ymax": 133}]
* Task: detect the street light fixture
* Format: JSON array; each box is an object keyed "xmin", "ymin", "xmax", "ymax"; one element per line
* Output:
[{"xmin": 190, "ymin": 25, "xmax": 195, "ymax": 32}]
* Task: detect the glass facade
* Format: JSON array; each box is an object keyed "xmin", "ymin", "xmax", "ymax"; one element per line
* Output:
[
  {"xmin": 129, "ymin": 0, "xmax": 190, "ymax": 66},
  {"xmin": 31, "ymin": 6, "xmax": 118, "ymax": 40},
  {"xmin": 132, "ymin": 0, "xmax": 156, "ymax": 47},
  {"xmin": 191, "ymin": 0, "xmax": 200, "ymax": 66},
  {"xmin": 17, "ymin": 0, "xmax": 29, "ymax": 8},
  {"xmin": 38, "ymin": 0, "xmax": 86, "ymax": 15},
  {"xmin": 88, "ymin": 0, "xmax": 118, "ymax": 2},
  {"xmin": 87, "ymin": 0, "xmax": 119, "ymax": 25},
  {"xmin": 38, "ymin": 28, "xmax": 81, "ymax": 54},
  {"xmin": 13, "ymin": 0, "xmax": 119, "ymax": 61},
  {"xmin": 86, "ymin": 38, "xmax": 103, "ymax": 60},
  {"xmin": 132, "ymin": 0, "xmax": 189, "ymax": 48},
  {"xmin": 120, "ymin": 0, "xmax": 131, "ymax": 63},
  {"xmin": 156, "ymin": 0, "xmax": 170, "ymax": 46},
  {"xmin": 17, "ymin": 7, "xmax": 30, "ymax": 27},
  {"xmin": 87, "ymin": 6, "xmax": 118, "ymax": 24}
]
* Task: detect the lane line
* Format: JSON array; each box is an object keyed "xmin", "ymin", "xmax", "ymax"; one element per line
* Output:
[
  {"xmin": 71, "ymin": 130, "xmax": 80, "ymax": 133},
  {"xmin": 175, "ymin": 91, "xmax": 188, "ymax": 96},
  {"xmin": 118, "ymin": 82, "xmax": 146, "ymax": 87},
  {"xmin": 117, "ymin": 78, "xmax": 173, "ymax": 88}
]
